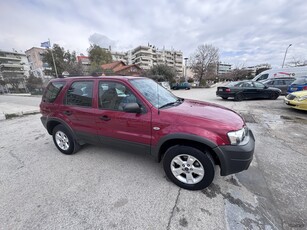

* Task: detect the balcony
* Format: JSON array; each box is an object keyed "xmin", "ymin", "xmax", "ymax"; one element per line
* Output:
[{"xmin": 0, "ymin": 56, "xmax": 21, "ymax": 61}]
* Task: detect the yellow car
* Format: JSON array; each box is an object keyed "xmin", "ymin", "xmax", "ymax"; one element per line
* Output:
[{"xmin": 284, "ymin": 91, "xmax": 307, "ymax": 111}]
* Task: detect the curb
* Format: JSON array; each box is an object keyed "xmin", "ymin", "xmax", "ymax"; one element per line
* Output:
[{"xmin": 0, "ymin": 110, "xmax": 40, "ymax": 121}]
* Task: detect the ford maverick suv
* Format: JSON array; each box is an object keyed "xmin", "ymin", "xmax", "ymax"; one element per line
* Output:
[{"xmin": 40, "ymin": 76, "xmax": 255, "ymax": 190}]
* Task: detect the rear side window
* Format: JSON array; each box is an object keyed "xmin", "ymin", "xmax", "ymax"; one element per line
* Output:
[
  {"xmin": 65, "ymin": 81, "xmax": 94, "ymax": 107},
  {"xmin": 274, "ymin": 80, "xmax": 285, "ymax": 85},
  {"xmin": 43, "ymin": 82, "xmax": 65, "ymax": 103},
  {"xmin": 265, "ymin": 80, "xmax": 273, "ymax": 85}
]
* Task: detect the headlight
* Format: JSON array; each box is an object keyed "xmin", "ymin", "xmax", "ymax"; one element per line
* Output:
[
  {"xmin": 227, "ymin": 127, "xmax": 247, "ymax": 145},
  {"xmin": 298, "ymin": 96, "xmax": 307, "ymax": 101}
]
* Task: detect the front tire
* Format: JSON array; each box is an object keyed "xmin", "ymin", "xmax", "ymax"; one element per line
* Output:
[
  {"xmin": 163, "ymin": 145, "xmax": 215, "ymax": 190},
  {"xmin": 52, "ymin": 124, "xmax": 79, "ymax": 155}
]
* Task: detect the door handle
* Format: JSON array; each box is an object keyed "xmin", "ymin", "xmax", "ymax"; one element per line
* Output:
[
  {"xmin": 63, "ymin": 110, "xmax": 72, "ymax": 116},
  {"xmin": 100, "ymin": 115, "xmax": 111, "ymax": 121}
]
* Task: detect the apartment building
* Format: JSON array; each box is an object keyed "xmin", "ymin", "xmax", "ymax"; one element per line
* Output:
[
  {"xmin": 0, "ymin": 50, "xmax": 30, "ymax": 93},
  {"xmin": 25, "ymin": 47, "xmax": 52, "ymax": 80},
  {"xmin": 76, "ymin": 55, "xmax": 91, "ymax": 75},
  {"xmin": 243, "ymin": 63, "xmax": 271, "ymax": 77},
  {"xmin": 130, "ymin": 45, "xmax": 183, "ymax": 75},
  {"xmin": 218, "ymin": 63, "xmax": 232, "ymax": 75},
  {"xmin": 109, "ymin": 44, "xmax": 183, "ymax": 76}
]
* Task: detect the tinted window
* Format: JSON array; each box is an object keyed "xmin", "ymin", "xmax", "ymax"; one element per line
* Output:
[
  {"xmin": 254, "ymin": 82, "xmax": 265, "ymax": 88},
  {"xmin": 65, "ymin": 81, "xmax": 93, "ymax": 107},
  {"xmin": 285, "ymin": 79, "xmax": 295, "ymax": 84},
  {"xmin": 43, "ymin": 82, "xmax": 65, "ymax": 103},
  {"xmin": 99, "ymin": 81, "xmax": 140, "ymax": 111},
  {"xmin": 292, "ymin": 77, "xmax": 307, "ymax": 84},
  {"xmin": 274, "ymin": 80, "xmax": 285, "ymax": 85},
  {"xmin": 257, "ymin": 74, "xmax": 269, "ymax": 81},
  {"xmin": 262, "ymin": 80, "xmax": 273, "ymax": 85},
  {"xmin": 242, "ymin": 82, "xmax": 253, "ymax": 87}
]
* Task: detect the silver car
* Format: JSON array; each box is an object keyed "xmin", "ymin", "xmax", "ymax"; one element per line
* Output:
[{"xmin": 261, "ymin": 77, "xmax": 296, "ymax": 95}]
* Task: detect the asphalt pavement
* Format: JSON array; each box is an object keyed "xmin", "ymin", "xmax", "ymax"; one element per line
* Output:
[
  {"xmin": 0, "ymin": 88, "xmax": 306, "ymax": 229},
  {"xmin": 0, "ymin": 94, "xmax": 41, "ymax": 120}
]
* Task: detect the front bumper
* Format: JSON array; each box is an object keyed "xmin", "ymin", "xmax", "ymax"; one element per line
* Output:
[
  {"xmin": 284, "ymin": 98, "xmax": 307, "ymax": 111},
  {"xmin": 213, "ymin": 130, "xmax": 255, "ymax": 176}
]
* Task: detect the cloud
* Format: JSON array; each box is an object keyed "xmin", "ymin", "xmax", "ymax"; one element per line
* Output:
[
  {"xmin": 1, "ymin": 0, "xmax": 307, "ymax": 68},
  {"xmin": 88, "ymin": 33, "xmax": 116, "ymax": 49}
]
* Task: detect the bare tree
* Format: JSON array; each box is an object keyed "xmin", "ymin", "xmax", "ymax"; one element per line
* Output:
[
  {"xmin": 190, "ymin": 44, "xmax": 219, "ymax": 85},
  {"xmin": 2, "ymin": 72, "xmax": 24, "ymax": 91}
]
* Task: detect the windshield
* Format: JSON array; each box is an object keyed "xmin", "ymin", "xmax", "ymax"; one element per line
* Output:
[{"xmin": 130, "ymin": 78, "xmax": 178, "ymax": 108}]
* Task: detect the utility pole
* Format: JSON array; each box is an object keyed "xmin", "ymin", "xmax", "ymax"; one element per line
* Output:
[
  {"xmin": 184, "ymin": 57, "xmax": 188, "ymax": 82},
  {"xmin": 282, "ymin": 44, "xmax": 292, "ymax": 68}
]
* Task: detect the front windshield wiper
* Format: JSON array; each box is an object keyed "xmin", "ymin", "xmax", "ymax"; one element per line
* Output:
[{"xmin": 159, "ymin": 98, "xmax": 184, "ymax": 109}]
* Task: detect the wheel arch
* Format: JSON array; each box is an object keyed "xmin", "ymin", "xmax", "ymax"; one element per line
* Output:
[
  {"xmin": 153, "ymin": 134, "xmax": 221, "ymax": 167},
  {"xmin": 46, "ymin": 118, "xmax": 77, "ymax": 140}
]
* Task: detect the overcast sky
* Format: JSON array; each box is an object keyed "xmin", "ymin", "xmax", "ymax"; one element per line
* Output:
[{"xmin": 1, "ymin": 0, "xmax": 307, "ymax": 68}]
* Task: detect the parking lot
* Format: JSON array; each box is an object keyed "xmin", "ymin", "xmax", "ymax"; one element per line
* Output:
[{"xmin": 0, "ymin": 86, "xmax": 306, "ymax": 230}]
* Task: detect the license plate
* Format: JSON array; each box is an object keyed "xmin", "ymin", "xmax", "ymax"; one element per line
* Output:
[
  {"xmin": 292, "ymin": 88, "xmax": 297, "ymax": 91},
  {"xmin": 219, "ymin": 89, "xmax": 223, "ymax": 91}
]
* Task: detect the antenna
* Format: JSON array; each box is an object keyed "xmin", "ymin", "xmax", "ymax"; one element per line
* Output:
[{"xmin": 157, "ymin": 81, "xmax": 160, "ymax": 115}]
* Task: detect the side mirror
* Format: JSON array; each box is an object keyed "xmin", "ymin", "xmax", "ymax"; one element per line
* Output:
[
  {"xmin": 264, "ymin": 85, "xmax": 268, "ymax": 89},
  {"xmin": 123, "ymin": 103, "xmax": 142, "ymax": 113}
]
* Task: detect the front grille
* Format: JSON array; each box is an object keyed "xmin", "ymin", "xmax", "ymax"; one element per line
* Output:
[{"xmin": 286, "ymin": 94, "xmax": 296, "ymax": 100}]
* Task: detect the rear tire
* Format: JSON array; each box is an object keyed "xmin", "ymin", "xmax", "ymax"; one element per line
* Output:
[
  {"xmin": 235, "ymin": 93, "xmax": 244, "ymax": 101},
  {"xmin": 52, "ymin": 124, "xmax": 80, "ymax": 155},
  {"xmin": 222, "ymin": 97, "xmax": 228, "ymax": 100},
  {"xmin": 270, "ymin": 91, "xmax": 279, "ymax": 100},
  {"xmin": 163, "ymin": 145, "xmax": 215, "ymax": 190}
]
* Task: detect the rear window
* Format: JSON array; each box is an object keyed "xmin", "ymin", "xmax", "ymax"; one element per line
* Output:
[
  {"xmin": 292, "ymin": 77, "xmax": 307, "ymax": 84},
  {"xmin": 42, "ymin": 82, "xmax": 65, "ymax": 103}
]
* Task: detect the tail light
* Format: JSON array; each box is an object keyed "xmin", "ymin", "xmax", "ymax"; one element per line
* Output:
[
  {"xmin": 225, "ymin": 88, "xmax": 231, "ymax": 92},
  {"xmin": 303, "ymin": 86, "xmax": 307, "ymax": 90}
]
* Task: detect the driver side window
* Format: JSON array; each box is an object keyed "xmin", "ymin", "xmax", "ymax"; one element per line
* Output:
[{"xmin": 98, "ymin": 81, "xmax": 139, "ymax": 111}]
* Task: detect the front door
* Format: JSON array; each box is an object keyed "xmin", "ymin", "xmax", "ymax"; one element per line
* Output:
[{"xmin": 95, "ymin": 80, "xmax": 152, "ymax": 153}]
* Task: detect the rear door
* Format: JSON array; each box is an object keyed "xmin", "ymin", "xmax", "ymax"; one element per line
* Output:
[
  {"xmin": 59, "ymin": 80, "xmax": 98, "ymax": 143},
  {"xmin": 273, "ymin": 79, "xmax": 287, "ymax": 94}
]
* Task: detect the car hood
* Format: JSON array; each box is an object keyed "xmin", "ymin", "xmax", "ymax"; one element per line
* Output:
[
  {"xmin": 163, "ymin": 99, "xmax": 245, "ymax": 130},
  {"xmin": 290, "ymin": 91, "xmax": 307, "ymax": 97}
]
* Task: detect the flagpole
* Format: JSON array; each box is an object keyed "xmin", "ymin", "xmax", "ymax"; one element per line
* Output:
[{"xmin": 49, "ymin": 38, "xmax": 59, "ymax": 78}]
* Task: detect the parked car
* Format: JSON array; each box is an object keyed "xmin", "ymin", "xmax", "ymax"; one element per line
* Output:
[
  {"xmin": 287, "ymin": 76, "xmax": 307, "ymax": 94},
  {"xmin": 252, "ymin": 66, "xmax": 307, "ymax": 81},
  {"xmin": 40, "ymin": 76, "xmax": 255, "ymax": 190},
  {"xmin": 284, "ymin": 91, "xmax": 307, "ymax": 111},
  {"xmin": 171, "ymin": 82, "xmax": 191, "ymax": 90},
  {"xmin": 216, "ymin": 80, "xmax": 281, "ymax": 101},
  {"xmin": 260, "ymin": 77, "xmax": 296, "ymax": 95}
]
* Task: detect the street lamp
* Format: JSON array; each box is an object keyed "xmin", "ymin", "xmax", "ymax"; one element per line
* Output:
[
  {"xmin": 282, "ymin": 44, "xmax": 292, "ymax": 68},
  {"xmin": 184, "ymin": 57, "xmax": 188, "ymax": 82}
]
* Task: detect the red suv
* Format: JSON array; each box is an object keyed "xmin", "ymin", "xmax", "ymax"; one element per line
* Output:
[{"xmin": 40, "ymin": 76, "xmax": 255, "ymax": 190}]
